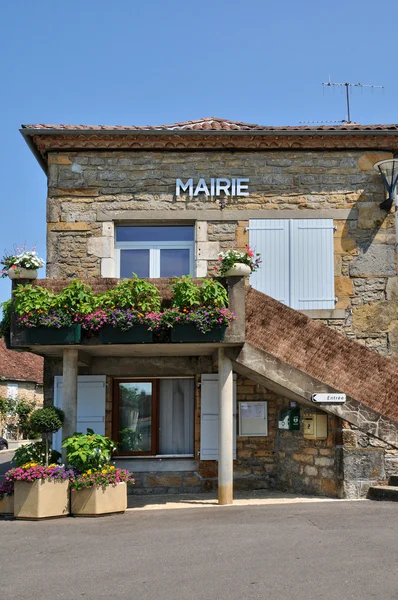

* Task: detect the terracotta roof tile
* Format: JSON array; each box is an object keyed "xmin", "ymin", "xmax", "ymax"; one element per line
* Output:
[
  {"xmin": 245, "ymin": 288, "xmax": 398, "ymax": 423},
  {"xmin": 0, "ymin": 338, "xmax": 43, "ymax": 383},
  {"xmin": 21, "ymin": 117, "xmax": 398, "ymax": 133}
]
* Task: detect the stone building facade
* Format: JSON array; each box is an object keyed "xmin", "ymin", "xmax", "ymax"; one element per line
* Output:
[{"xmin": 15, "ymin": 118, "xmax": 398, "ymax": 499}]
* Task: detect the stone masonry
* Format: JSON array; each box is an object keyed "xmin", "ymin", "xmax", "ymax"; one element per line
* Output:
[{"xmin": 46, "ymin": 149, "xmax": 398, "ymax": 355}]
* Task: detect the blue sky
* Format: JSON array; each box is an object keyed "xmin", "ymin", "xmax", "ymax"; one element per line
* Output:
[{"xmin": 0, "ymin": 0, "xmax": 396, "ymax": 306}]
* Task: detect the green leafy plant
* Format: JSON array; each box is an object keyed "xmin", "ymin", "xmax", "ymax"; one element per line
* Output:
[
  {"xmin": 12, "ymin": 442, "xmax": 62, "ymax": 467},
  {"xmin": 56, "ymin": 280, "xmax": 98, "ymax": 315},
  {"xmin": 1, "ymin": 245, "xmax": 44, "ymax": 278},
  {"xmin": 101, "ymin": 276, "xmax": 161, "ymax": 312},
  {"xmin": 199, "ymin": 279, "xmax": 228, "ymax": 308},
  {"xmin": 170, "ymin": 276, "xmax": 200, "ymax": 310},
  {"xmin": 0, "ymin": 299, "xmax": 12, "ymax": 339},
  {"xmin": 13, "ymin": 284, "xmax": 56, "ymax": 317},
  {"xmin": 62, "ymin": 429, "xmax": 117, "ymax": 472},
  {"xmin": 29, "ymin": 407, "xmax": 65, "ymax": 465}
]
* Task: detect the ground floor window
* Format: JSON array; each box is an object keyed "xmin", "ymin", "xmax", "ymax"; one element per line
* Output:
[{"xmin": 113, "ymin": 378, "xmax": 194, "ymax": 456}]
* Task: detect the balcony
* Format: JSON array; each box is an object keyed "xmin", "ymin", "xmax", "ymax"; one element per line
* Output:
[{"xmin": 8, "ymin": 276, "xmax": 246, "ymax": 359}]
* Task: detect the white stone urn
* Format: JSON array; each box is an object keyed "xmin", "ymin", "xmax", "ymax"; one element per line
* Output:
[
  {"xmin": 223, "ymin": 263, "xmax": 252, "ymax": 277},
  {"xmin": 8, "ymin": 268, "xmax": 38, "ymax": 280}
]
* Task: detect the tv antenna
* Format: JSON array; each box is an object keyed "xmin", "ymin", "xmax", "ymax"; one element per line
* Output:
[{"xmin": 322, "ymin": 77, "xmax": 384, "ymax": 124}]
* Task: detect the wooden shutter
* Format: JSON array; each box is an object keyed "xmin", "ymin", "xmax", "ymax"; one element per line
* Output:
[
  {"xmin": 249, "ymin": 218, "xmax": 335, "ymax": 310},
  {"xmin": 249, "ymin": 219, "xmax": 290, "ymax": 305},
  {"xmin": 290, "ymin": 219, "xmax": 335, "ymax": 310},
  {"xmin": 53, "ymin": 375, "xmax": 106, "ymax": 452},
  {"xmin": 200, "ymin": 374, "xmax": 236, "ymax": 460}
]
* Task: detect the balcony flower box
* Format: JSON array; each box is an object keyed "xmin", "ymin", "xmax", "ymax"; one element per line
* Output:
[
  {"xmin": 98, "ymin": 325, "xmax": 153, "ymax": 344},
  {"xmin": 14, "ymin": 479, "xmax": 70, "ymax": 520},
  {"xmin": 171, "ymin": 324, "xmax": 226, "ymax": 343},
  {"xmin": 0, "ymin": 494, "xmax": 14, "ymax": 515},
  {"xmin": 26, "ymin": 324, "xmax": 82, "ymax": 345},
  {"xmin": 71, "ymin": 482, "xmax": 127, "ymax": 517}
]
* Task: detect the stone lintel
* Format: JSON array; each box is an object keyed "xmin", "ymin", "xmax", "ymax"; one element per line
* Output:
[{"xmin": 96, "ymin": 208, "xmax": 357, "ymax": 222}]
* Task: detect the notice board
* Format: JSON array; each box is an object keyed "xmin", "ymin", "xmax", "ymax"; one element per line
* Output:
[{"xmin": 239, "ymin": 401, "xmax": 268, "ymax": 436}]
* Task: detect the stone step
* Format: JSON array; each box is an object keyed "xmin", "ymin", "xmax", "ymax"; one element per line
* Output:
[
  {"xmin": 389, "ymin": 475, "xmax": 398, "ymax": 487},
  {"xmin": 368, "ymin": 486, "xmax": 398, "ymax": 501}
]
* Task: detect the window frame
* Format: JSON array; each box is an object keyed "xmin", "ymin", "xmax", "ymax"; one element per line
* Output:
[
  {"xmin": 112, "ymin": 377, "xmax": 195, "ymax": 458},
  {"xmin": 114, "ymin": 227, "xmax": 195, "ymax": 278}
]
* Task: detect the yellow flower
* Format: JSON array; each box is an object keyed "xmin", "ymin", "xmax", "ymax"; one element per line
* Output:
[
  {"xmin": 82, "ymin": 474, "xmax": 87, "ymax": 477},
  {"xmin": 109, "ymin": 466, "xmax": 115, "ymax": 471},
  {"xmin": 101, "ymin": 469, "xmax": 107, "ymax": 474},
  {"xmin": 86, "ymin": 469, "xmax": 92, "ymax": 475}
]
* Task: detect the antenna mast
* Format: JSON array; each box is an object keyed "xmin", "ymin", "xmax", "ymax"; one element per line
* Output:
[{"xmin": 322, "ymin": 77, "xmax": 384, "ymax": 124}]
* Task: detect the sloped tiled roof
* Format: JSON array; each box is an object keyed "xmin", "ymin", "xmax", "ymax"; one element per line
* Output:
[
  {"xmin": 21, "ymin": 117, "xmax": 398, "ymax": 133},
  {"xmin": 245, "ymin": 288, "xmax": 398, "ymax": 423},
  {"xmin": 0, "ymin": 338, "xmax": 43, "ymax": 383}
]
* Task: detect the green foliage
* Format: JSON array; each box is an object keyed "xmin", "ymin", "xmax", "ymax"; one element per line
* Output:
[
  {"xmin": 0, "ymin": 396, "xmax": 36, "ymax": 439},
  {"xmin": 0, "ymin": 299, "xmax": 12, "ymax": 338},
  {"xmin": 56, "ymin": 280, "xmax": 98, "ymax": 315},
  {"xmin": 199, "ymin": 279, "xmax": 228, "ymax": 308},
  {"xmin": 62, "ymin": 429, "xmax": 117, "ymax": 472},
  {"xmin": 101, "ymin": 276, "xmax": 161, "ymax": 312},
  {"xmin": 14, "ymin": 284, "xmax": 56, "ymax": 316},
  {"xmin": 119, "ymin": 428, "xmax": 142, "ymax": 452},
  {"xmin": 29, "ymin": 407, "xmax": 65, "ymax": 436},
  {"xmin": 170, "ymin": 276, "xmax": 200, "ymax": 309},
  {"xmin": 12, "ymin": 442, "xmax": 62, "ymax": 467}
]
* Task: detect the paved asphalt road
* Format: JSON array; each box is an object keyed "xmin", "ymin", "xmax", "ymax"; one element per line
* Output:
[{"xmin": 1, "ymin": 500, "xmax": 397, "ymax": 600}]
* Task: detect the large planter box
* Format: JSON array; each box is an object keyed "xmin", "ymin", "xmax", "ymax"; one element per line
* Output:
[
  {"xmin": 98, "ymin": 325, "xmax": 153, "ymax": 344},
  {"xmin": 71, "ymin": 482, "xmax": 127, "ymax": 516},
  {"xmin": 14, "ymin": 480, "xmax": 70, "ymax": 520},
  {"xmin": 26, "ymin": 325, "xmax": 81, "ymax": 345},
  {"xmin": 171, "ymin": 324, "xmax": 226, "ymax": 343},
  {"xmin": 0, "ymin": 495, "xmax": 14, "ymax": 515}
]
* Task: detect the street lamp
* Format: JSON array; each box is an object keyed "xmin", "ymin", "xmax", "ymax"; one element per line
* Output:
[{"xmin": 374, "ymin": 159, "xmax": 398, "ymax": 211}]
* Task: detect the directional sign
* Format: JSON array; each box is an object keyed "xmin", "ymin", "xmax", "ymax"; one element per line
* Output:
[{"xmin": 311, "ymin": 393, "xmax": 346, "ymax": 404}]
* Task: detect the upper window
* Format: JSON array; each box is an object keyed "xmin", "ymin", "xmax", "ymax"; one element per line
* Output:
[
  {"xmin": 249, "ymin": 219, "xmax": 335, "ymax": 310},
  {"xmin": 115, "ymin": 226, "xmax": 194, "ymax": 278}
]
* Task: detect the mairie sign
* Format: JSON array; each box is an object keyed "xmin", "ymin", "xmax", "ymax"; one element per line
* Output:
[
  {"xmin": 311, "ymin": 393, "xmax": 346, "ymax": 403},
  {"xmin": 176, "ymin": 177, "xmax": 249, "ymax": 197}
]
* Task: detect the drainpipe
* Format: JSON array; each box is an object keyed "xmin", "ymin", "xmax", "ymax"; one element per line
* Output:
[{"xmin": 218, "ymin": 348, "xmax": 234, "ymax": 505}]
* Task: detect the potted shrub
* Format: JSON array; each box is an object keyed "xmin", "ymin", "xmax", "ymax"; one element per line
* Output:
[
  {"xmin": 14, "ymin": 282, "xmax": 84, "ymax": 344},
  {"xmin": 0, "ymin": 479, "xmax": 14, "ymax": 516},
  {"xmin": 1, "ymin": 245, "xmax": 44, "ymax": 280},
  {"xmin": 29, "ymin": 407, "xmax": 65, "ymax": 466},
  {"xmin": 167, "ymin": 277, "xmax": 235, "ymax": 342},
  {"xmin": 63, "ymin": 429, "xmax": 134, "ymax": 516},
  {"xmin": 7, "ymin": 407, "xmax": 69, "ymax": 520},
  {"xmin": 7, "ymin": 463, "xmax": 72, "ymax": 520},
  {"xmin": 89, "ymin": 277, "xmax": 160, "ymax": 343},
  {"xmin": 217, "ymin": 246, "xmax": 261, "ymax": 277}
]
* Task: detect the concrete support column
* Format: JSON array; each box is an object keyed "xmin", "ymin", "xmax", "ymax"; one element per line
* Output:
[
  {"xmin": 62, "ymin": 348, "xmax": 78, "ymax": 462},
  {"xmin": 218, "ymin": 348, "xmax": 234, "ymax": 505}
]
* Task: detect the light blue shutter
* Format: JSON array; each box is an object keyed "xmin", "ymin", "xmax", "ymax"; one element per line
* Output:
[
  {"xmin": 53, "ymin": 375, "xmax": 106, "ymax": 452},
  {"xmin": 200, "ymin": 374, "xmax": 237, "ymax": 460},
  {"xmin": 290, "ymin": 219, "xmax": 335, "ymax": 310},
  {"xmin": 249, "ymin": 219, "xmax": 290, "ymax": 305}
]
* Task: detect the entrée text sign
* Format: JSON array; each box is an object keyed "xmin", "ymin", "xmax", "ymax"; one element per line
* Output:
[{"xmin": 176, "ymin": 178, "xmax": 249, "ymax": 197}]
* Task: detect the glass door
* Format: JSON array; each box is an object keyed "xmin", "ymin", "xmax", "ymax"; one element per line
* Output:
[{"xmin": 114, "ymin": 380, "xmax": 158, "ymax": 455}]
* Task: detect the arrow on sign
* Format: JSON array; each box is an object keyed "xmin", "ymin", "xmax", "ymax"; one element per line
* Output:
[{"xmin": 311, "ymin": 393, "xmax": 346, "ymax": 403}]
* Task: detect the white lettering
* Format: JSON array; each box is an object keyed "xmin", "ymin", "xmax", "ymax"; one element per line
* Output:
[
  {"xmin": 236, "ymin": 178, "xmax": 249, "ymax": 197},
  {"xmin": 194, "ymin": 178, "xmax": 210, "ymax": 196},
  {"xmin": 176, "ymin": 178, "xmax": 194, "ymax": 196},
  {"xmin": 175, "ymin": 178, "xmax": 249, "ymax": 197},
  {"xmin": 216, "ymin": 178, "xmax": 231, "ymax": 196}
]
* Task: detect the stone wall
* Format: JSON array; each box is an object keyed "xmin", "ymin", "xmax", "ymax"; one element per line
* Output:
[
  {"xmin": 45, "ymin": 149, "xmax": 398, "ymax": 354},
  {"xmin": 340, "ymin": 420, "xmax": 398, "ymax": 498}
]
